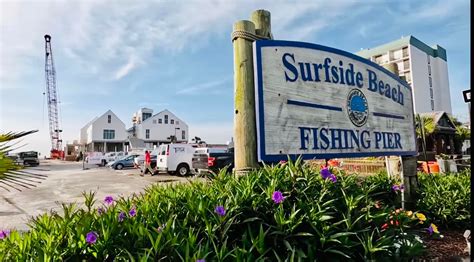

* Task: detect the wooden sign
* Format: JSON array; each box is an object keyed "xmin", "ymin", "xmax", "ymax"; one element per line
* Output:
[{"xmin": 253, "ymin": 40, "xmax": 417, "ymax": 162}]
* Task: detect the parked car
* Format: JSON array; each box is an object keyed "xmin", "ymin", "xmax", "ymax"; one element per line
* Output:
[
  {"xmin": 16, "ymin": 151, "xmax": 40, "ymax": 166},
  {"xmin": 192, "ymin": 148, "xmax": 234, "ymax": 175},
  {"xmin": 110, "ymin": 154, "xmax": 140, "ymax": 170},
  {"xmin": 156, "ymin": 144, "xmax": 197, "ymax": 176}
]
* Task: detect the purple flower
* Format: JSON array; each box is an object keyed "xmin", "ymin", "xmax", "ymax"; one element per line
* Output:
[
  {"xmin": 86, "ymin": 231, "xmax": 98, "ymax": 244},
  {"xmin": 129, "ymin": 207, "xmax": 137, "ymax": 217},
  {"xmin": 0, "ymin": 229, "xmax": 11, "ymax": 240},
  {"xmin": 321, "ymin": 168, "xmax": 337, "ymax": 183},
  {"xmin": 104, "ymin": 196, "xmax": 114, "ymax": 205},
  {"xmin": 272, "ymin": 191, "xmax": 285, "ymax": 204},
  {"xmin": 97, "ymin": 207, "xmax": 105, "ymax": 215},
  {"xmin": 214, "ymin": 206, "xmax": 226, "ymax": 216},
  {"xmin": 328, "ymin": 174, "xmax": 337, "ymax": 183},
  {"xmin": 320, "ymin": 168, "xmax": 332, "ymax": 180},
  {"xmin": 197, "ymin": 259, "xmax": 205, "ymax": 262},
  {"xmin": 118, "ymin": 211, "xmax": 126, "ymax": 222},
  {"xmin": 392, "ymin": 185, "xmax": 400, "ymax": 191},
  {"xmin": 426, "ymin": 225, "xmax": 433, "ymax": 235},
  {"xmin": 399, "ymin": 184, "xmax": 405, "ymax": 191}
]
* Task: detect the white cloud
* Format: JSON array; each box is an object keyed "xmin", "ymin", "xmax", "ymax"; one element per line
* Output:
[
  {"xmin": 0, "ymin": 0, "xmax": 362, "ymax": 86},
  {"xmin": 176, "ymin": 77, "xmax": 231, "ymax": 95},
  {"xmin": 113, "ymin": 55, "xmax": 140, "ymax": 80}
]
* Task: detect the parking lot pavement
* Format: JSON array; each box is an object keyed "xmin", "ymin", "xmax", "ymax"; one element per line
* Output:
[{"xmin": 0, "ymin": 160, "xmax": 203, "ymax": 231}]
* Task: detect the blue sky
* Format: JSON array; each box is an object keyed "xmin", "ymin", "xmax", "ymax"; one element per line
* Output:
[{"xmin": 0, "ymin": 0, "xmax": 470, "ymax": 156}]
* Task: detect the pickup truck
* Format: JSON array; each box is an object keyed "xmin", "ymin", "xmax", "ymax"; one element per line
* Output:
[{"xmin": 192, "ymin": 148, "xmax": 234, "ymax": 175}]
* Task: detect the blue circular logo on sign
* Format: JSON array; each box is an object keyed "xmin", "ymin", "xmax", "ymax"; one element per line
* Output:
[{"xmin": 347, "ymin": 89, "xmax": 369, "ymax": 127}]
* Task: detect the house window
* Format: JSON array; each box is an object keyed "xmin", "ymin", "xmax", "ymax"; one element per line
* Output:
[
  {"xmin": 142, "ymin": 113, "xmax": 152, "ymax": 121},
  {"xmin": 403, "ymin": 59, "xmax": 410, "ymax": 70},
  {"xmin": 182, "ymin": 130, "xmax": 185, "ymax": 139},
  {"xmin": 103, "ymin": 129, "xmax": 115, "ymax": 139},
  {"xmin": 171, "ymin": 119, "xmax": 174, "ymax": 124},
  {"xmin": 153, "ymin": 120, "xmax": 157, "ymax": 124},
  {"xmin": 402, "ymin": 47, "xmax": 408, "ymax": 57},
  {"xmin": 427, "ymin": 55, "xmax": 430, "ymax": 64},
  {"xmin": 431, "ymin": 100, "xmax": 435, "ymax": 110},
  {"xmin": 428, "ymin": 65, "xmax": 431, "ymax": 75},
  {"xmin": 158, "ymin": 119, "xmax": 162, "ymax": 124},
  {"xmin": 176, "ymin": 121, "xmax": 179, "ymax": 125},
  {"xmin": 146, "ymin": 129, "xmax": 150, "ymax": 139},
  {"xmin": 429, "ymin": 77, "xmax": 432, "ymax": 87},
  {"xmin": 430, "ymin": 88, "xmax": 434, "ymax": 99},
  {"xmin": 108, "ymin": 115, "xmax": 111, "ymax": 123},
  {"xmin": 164, "ymin": 115, "xmax": 168, "ymax": 124}
]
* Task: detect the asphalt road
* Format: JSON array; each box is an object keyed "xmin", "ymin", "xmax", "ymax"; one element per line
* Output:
[{"xmin": 0, "ymin": 160, "xmax": 202, "ymax": 231}]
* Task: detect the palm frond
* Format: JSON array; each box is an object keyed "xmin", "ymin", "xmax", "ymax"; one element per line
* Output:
[{"xmin": 0, "ymin": 130, "xmax": 38, "ymax": 143}]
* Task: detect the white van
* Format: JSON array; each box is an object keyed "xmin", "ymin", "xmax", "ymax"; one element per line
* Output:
[{"xmin": 156, "ymin": 144, "xmax": 197, "ymax": 176}]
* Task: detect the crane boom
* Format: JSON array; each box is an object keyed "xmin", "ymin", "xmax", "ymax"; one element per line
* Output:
[{"xmin": 44, "ymin": 34, "xmax": 63, "ymax": 159}]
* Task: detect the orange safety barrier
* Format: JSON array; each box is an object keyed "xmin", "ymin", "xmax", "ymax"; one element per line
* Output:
[{"xmin": 422, "ymin": 161, "xmax": 440, "ymax": 173}]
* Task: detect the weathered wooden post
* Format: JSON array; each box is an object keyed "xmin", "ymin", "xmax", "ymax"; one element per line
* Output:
[
  {"xmin": 232, "ymin": 10, "xmax": 272, "ymax": 175},
  {"xmin": 383, "ymin": 63, "xmax": 419, "ymax": 209}
]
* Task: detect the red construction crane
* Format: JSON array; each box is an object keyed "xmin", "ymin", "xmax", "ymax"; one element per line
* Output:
[{"xmin": 44, "ymin": 34, "xmax": 64, "ymax": 159}]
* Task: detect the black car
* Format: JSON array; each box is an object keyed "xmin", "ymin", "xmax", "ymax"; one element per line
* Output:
[{"xmin": 192, "ymin": 148, "xmax": 234, "ymax": 175}]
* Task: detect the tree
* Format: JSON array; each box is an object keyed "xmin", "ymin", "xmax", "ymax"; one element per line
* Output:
[
  {"xmin": 415, "ymin": 114, "xmax": 436, "ymax": 155},
  {"xmin": 167, "ymin": 135, "xmax": 177, "ymax": 143},
  {"xmin": 0, "ymin": 130, "xmax": 38, "ymax": 179}
]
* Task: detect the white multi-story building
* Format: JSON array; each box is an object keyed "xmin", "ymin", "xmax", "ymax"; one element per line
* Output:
[
  {"xmin": 80, "ymin": 108, "xmax": 189, "ymax": 152},
  {"xmin": 129, "ymin": 108, "xmax": 189, "ymax": 148},
  {"xmin": 80, "ymin": 110, "xmax": 128, "ymax": 152},
  {"xmin": 357, "ymin": 35, "xmax": 452, "ymax": 114}
]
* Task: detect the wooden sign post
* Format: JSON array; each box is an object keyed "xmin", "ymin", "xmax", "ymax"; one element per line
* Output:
[
  {"xmin": 232, "ymin": 10, "xmax": 418, "ymax": 214},
  {"xmin": 232, "ymin": 10, "xmax": 272, "ymax": 174}
]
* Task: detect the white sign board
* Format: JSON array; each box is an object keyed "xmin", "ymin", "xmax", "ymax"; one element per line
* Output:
[{"xmin": 253, "ymin": 40, "xmax": 416, "ymax": 162}]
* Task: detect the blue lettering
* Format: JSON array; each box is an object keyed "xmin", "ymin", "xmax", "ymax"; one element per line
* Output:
[
  {"xmin": 398, "ymin": 85, "xmax": 404, "ymax": 105},
  {"xmin": 298, "ymin": 62, "xmax": 313, "ymax": 81},
  {"xmin": 311, "ymin": 128, "xmax": 319, "ymax": 149},
  {"xmin": 349, "ymin": 129, "xmax": 360, "ymax": 149},
  {"xmin": 367, "ymin": 69, "xmax": 377, "ymax": 91},
  {"xmin": 282, "ymin": 53, "xmax": 298, "ymax": 82},
  {"xmin": 355, "ymin": 72, "xmax": 363, "ymax": 88},
  {"xmin": 323, "ymin": 58, "xmax": 332, "ymax": 83},
  {"xmin": 312, "ymin": 64, "xmax": 323, "ymax": 82},
  {"xmin": 385, "ymin": 84, "xmax": 391, "ymax": 98},
  {"xmin": 378, "ymin": 81, "xmax": 385, "ymax": 95},
  {"xmin": 331, "ymin": 66, "xmax": 339, "ymax": 83},
  {"xmin": 374, "ymin": 132, "xmax": 382, "ymax": 149},
  {"xmin": 330, "ymin": 128, "xmax": 342, "ymax": 149},
  {"xmin": 394, "ymin": 133, "xmax": 402, "ymax": 149},
  {"xmin": 320, "ymin": 128, "xmax": 330, "ymax": 149},
  {"xmin": 299, "ymin": 127, "xmax": 311, "ymax": 150},
  {"xmin": 338, "ymin": 61, "xmax": 346, "ymax": 85},
  {"xmin": 391, "ymin": 87, "xmax": 397, "ymax": 102},
  {"xmin": 361, "ymin": 130, "xmax": 371, "ymax": 148}
]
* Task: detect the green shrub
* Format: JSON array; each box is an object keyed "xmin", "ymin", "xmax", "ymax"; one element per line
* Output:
[
  {"xmin": 416, "ymin": 169, "xmax": 471, "ymax": 228},
  {"xmin": 1, "ymin": 159, "xmax": 434, "ymax": 261}
]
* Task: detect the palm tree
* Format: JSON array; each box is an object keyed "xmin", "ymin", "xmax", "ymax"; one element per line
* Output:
[
  {"xmin": 455, "ymin": 125, "xmax": 470, "ymax": 154},
  {"xmin": 0, "ymin": 130, "xmax": 39, "ymax": 190},
  {"xmin": 415, "ymin": 114, "xmax": 436, "ymax": 172}
]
